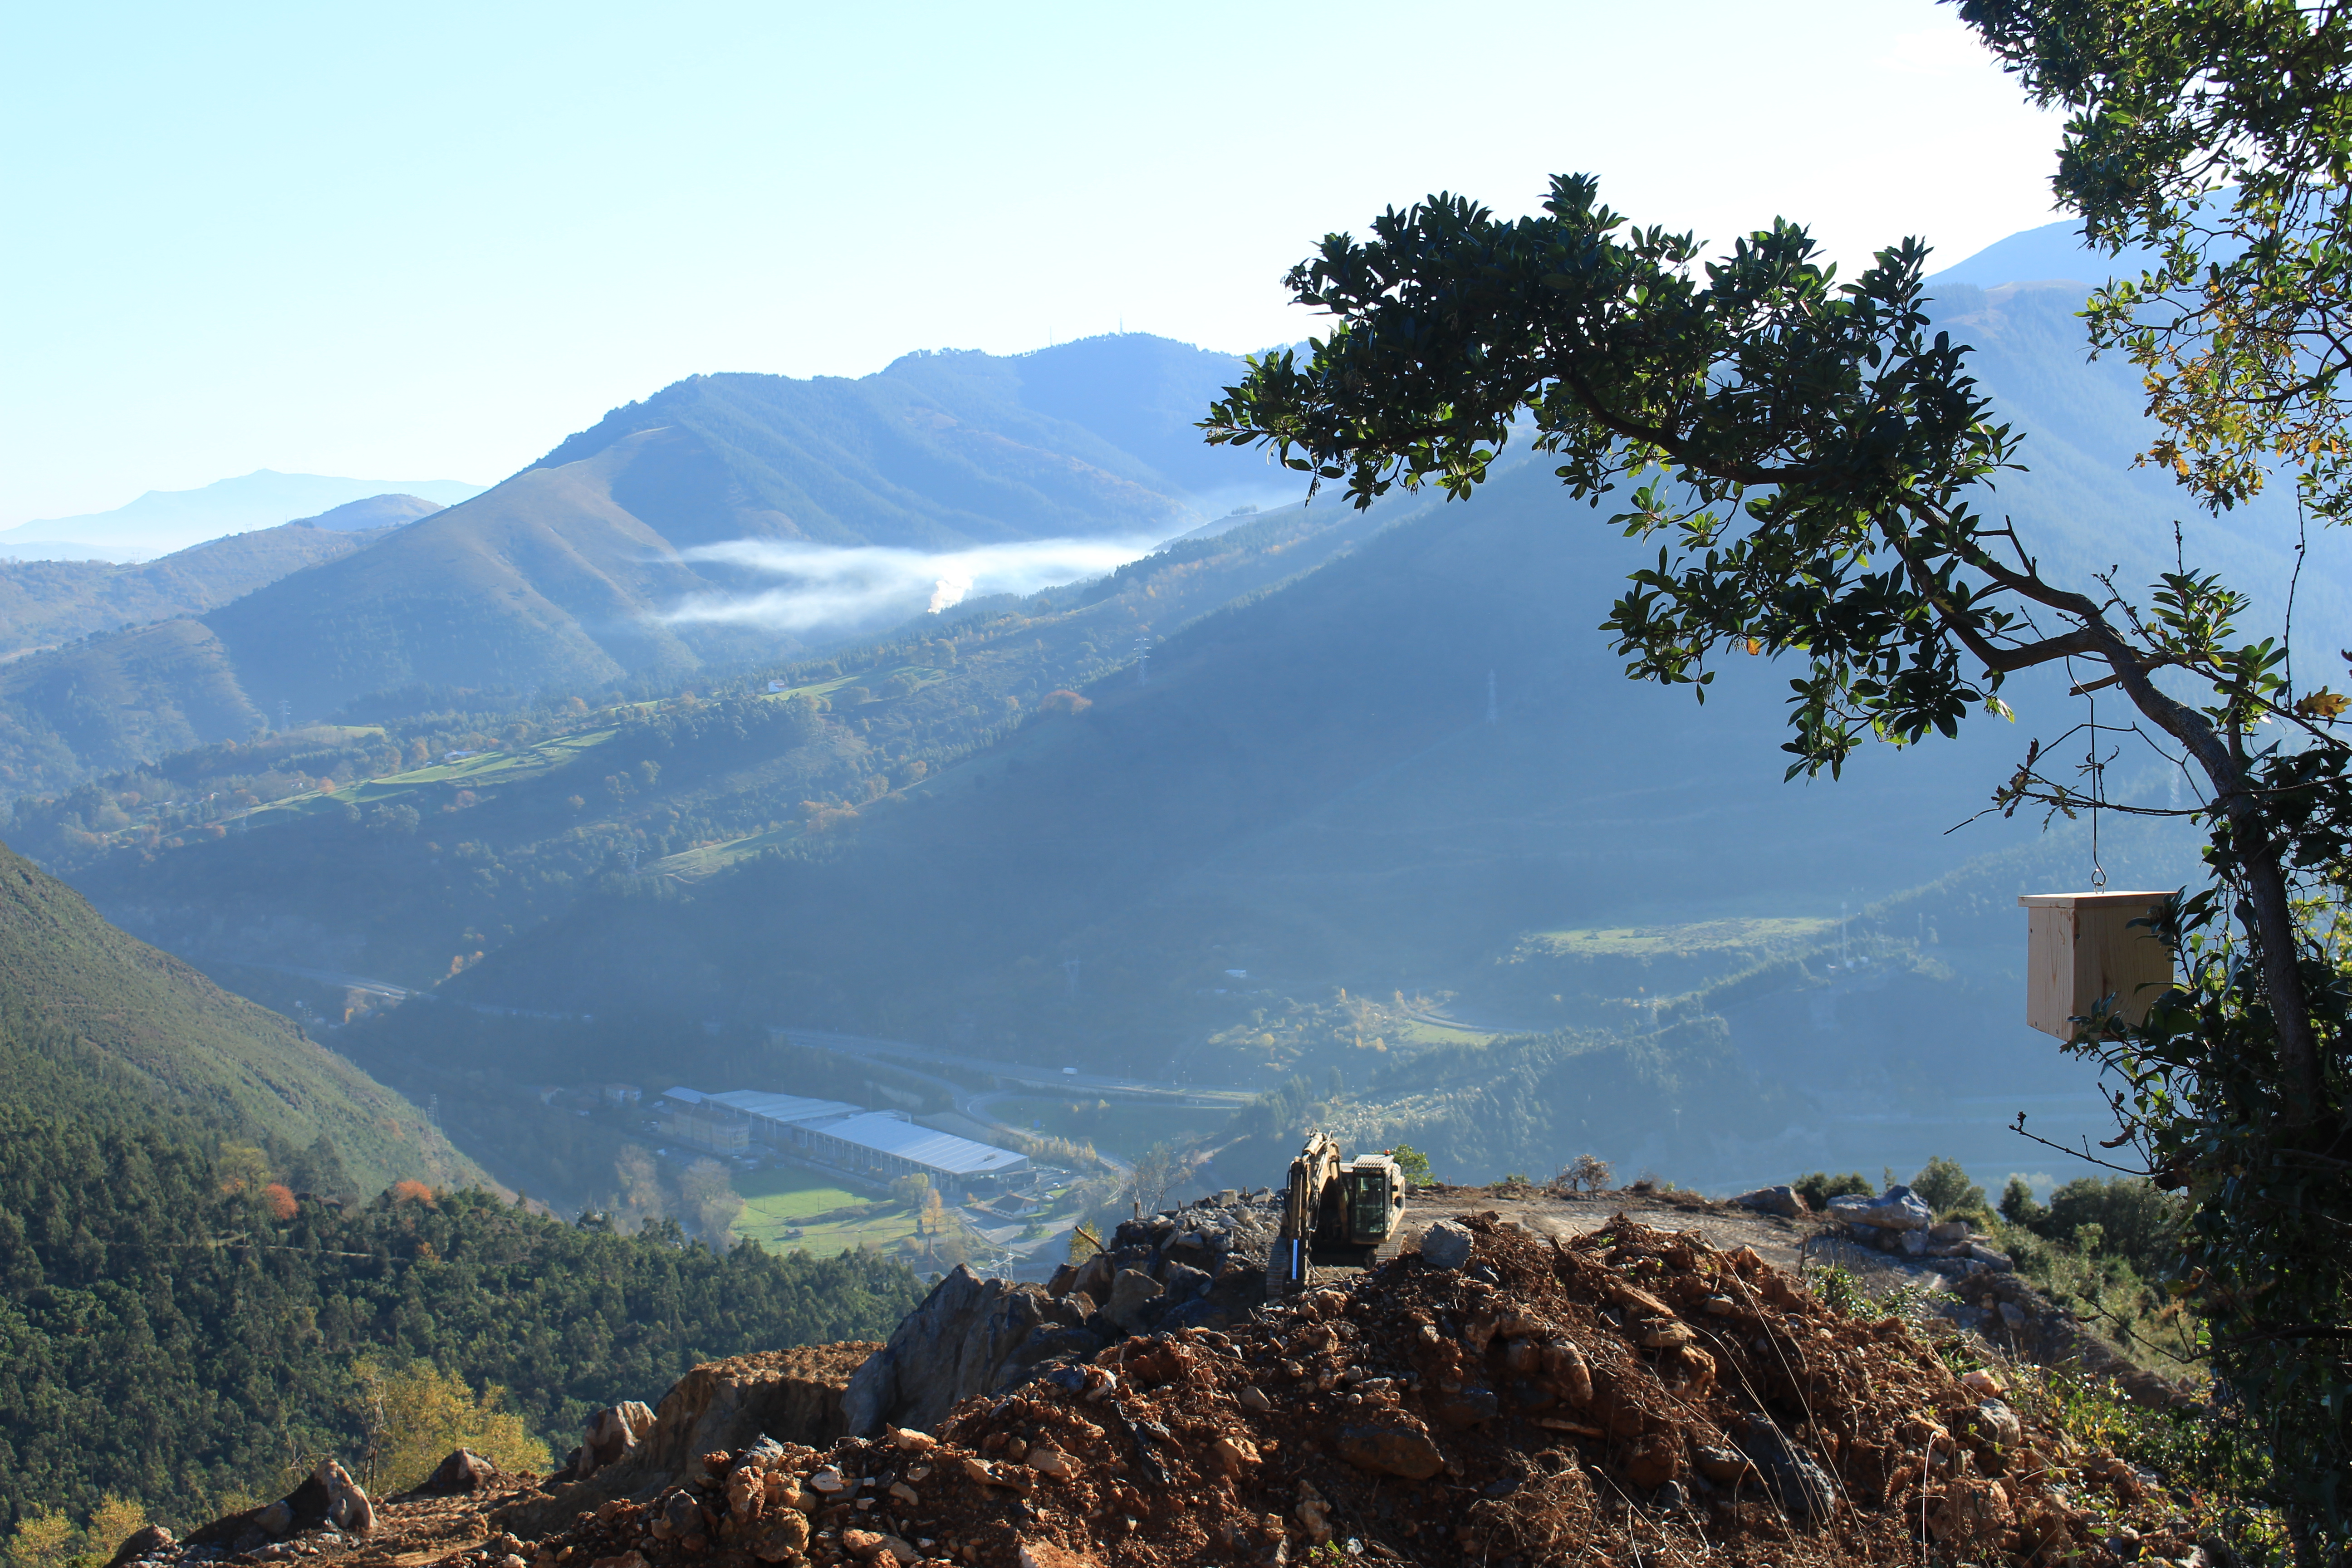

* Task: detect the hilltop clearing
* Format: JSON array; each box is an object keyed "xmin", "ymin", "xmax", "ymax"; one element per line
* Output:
[{"xmin": 103, "ymin": 1208, "xmax": 2225, "ymax": 1568}]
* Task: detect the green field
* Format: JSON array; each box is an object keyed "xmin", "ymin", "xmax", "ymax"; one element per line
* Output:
[
  {"xmin": 1514, "ymin": 916, "xmax": 1838, "ymax": 959},
  {"xmin": 732, "ymin": 1165, "xmax": 923, "ymax": 1254}
]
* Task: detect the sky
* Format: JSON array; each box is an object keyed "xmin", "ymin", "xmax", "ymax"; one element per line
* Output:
[{"xmin": 0, "ymin": 1, "xmax": 2066, "ymax": 527}]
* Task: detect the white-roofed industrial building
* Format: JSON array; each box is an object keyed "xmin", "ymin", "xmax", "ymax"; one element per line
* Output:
[
  {"xmin": 662, "ymin": 1088, "xmax": 1029, "ymax": 1196},
  {"xmin": 799, "ymin": 1111, "xmax": 1028, "ymax": 1196},
  {"xmin": 655, "ymin": 1087, "xmax": 749, "ymax": 1154}
]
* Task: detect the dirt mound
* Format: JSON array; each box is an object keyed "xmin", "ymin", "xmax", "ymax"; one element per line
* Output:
[{"xmin": 510, "ymin": 1213, "xmax": 2160, "ymax": 1567}]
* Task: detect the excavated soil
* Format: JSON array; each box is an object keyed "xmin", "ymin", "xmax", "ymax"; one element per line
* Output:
[{"xmin": 493, "ymin": 1212, "xmax": 2177, "ymax": 1567}]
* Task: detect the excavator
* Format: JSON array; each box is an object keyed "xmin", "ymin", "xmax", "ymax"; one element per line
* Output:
[{"xmin": 1273, "ymin": 1132, "xmax": 1406, "ymax": 1294}]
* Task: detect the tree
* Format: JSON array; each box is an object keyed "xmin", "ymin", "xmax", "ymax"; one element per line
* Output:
[
  {"xmin": 679, "ymin": 1158, "xmax": 744, "ymax": 1245},
  {"xmin": 348, "ymin": 1357, "xmax": 552, "ymax": 1495},
  {"xmin": 1390, "ymin": 1143, "xmax": 1435, "ymax": 1187},
  {"xmin": 1201, "ymin": 94, "xmax": 2350, "ymax": 1535}
]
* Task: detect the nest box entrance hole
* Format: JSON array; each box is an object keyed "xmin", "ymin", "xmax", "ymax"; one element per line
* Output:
[{"xmin": 2018, "ymin": 891, "xmax": 2175, "ymax": 1038}]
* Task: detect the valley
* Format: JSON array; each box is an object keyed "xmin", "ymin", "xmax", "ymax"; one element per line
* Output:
[{"xmin": 2, "ymin": 277, "xmax": 2281, "ymax": 1219}]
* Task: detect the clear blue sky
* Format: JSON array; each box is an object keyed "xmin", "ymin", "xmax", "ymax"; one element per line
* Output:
[{"xmin": 0, "ymin": 1, "xmax": 2063, "ymax": 526}]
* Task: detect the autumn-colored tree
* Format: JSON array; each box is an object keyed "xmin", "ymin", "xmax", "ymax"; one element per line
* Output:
[
  {"xmin": 1039, "ymin": 689, "xmax": 1093, "ymax": 716},
  {"xmin": 262, "ymin": 1183, "xmax": 299, "ymax": 1220},
  {"xmin": 348, "ymin": 1357, "xmax": 550, "ymax": 1495},
  {"xmin": 215, "ymin": 1142, "xmax": 270, "ymax": 1196},
  {"xmin": 390, "ymin": 1179, "xmax": 435, "ymax": 1206}
]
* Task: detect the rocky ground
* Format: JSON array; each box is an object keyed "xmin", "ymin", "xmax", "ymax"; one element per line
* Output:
[{"xmin": 104, "ymin": 1191, "xmax": 2214, "ymax": 1568}]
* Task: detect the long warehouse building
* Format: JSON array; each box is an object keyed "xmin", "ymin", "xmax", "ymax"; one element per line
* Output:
[{"xmin": 697, "ymin": 1089, "xmax": 1030, "ymax": 1196}]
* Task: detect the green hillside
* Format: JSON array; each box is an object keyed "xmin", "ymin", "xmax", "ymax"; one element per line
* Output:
[
  {"xmin": 33, "ymin": 500, "xmax": 1373, "ymax": 991},
  {"xmin": 0, "ymin": 838, "xmax": 485, "ymax": 1195},
  {"xmin": 0, "ymin": 518, "xmax": 408, "ymax": 662}
]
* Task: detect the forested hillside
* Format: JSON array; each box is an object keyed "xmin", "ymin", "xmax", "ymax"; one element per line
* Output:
[
  {"xmin": 0, "ymin": 840, "xmax": 481, "ymax": 1195},
  {"xmin": 0, "ymin": 1109, "xmax": 922, "ymax": 1536}
]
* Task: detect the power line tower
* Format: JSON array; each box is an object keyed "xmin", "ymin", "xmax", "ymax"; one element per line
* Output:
[{"xmin": 1135, "ymin": 635, "xmax": 1152, "ymax": 686}]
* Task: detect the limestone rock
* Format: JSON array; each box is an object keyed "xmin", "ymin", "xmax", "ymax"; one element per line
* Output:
[
  {"xmin": 1827, "ymin": 1186, "xmax": 1934, "ymax": 1231},
  {"xmin": 1103, "ymin": 1268, "xmax": 1164, "ymax": 1335},
  {"xmin": 1418, "ymin": 1220, "xmax": 1475, "ymax": 1269},
  {"xmin": 1733, "ymin": 1185, "xmax": 1808, "ymax": 1218},
  {"xmin": 577, "ymin": 1401, "xmax": 657, "ymax": 1480},
  {"xmin": 844, "ymin": 1266, "xmax": 1059, "ymax": 1436}
]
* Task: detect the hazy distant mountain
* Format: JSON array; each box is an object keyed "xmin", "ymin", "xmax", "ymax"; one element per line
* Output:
[
  {"xmin": 289, "ymin": 492, "xmax": 448, "ymax": 531},
  {"xmin": 0, "ymin": 516, "xmax": 410, "ymax": 664},
  {"xmin": 191, "ymin": 336, "xmax": 1299, "ymax": 720},
  {"xmin": 0, "ymin": 470, "xmax": 481, "ymax": 561}
]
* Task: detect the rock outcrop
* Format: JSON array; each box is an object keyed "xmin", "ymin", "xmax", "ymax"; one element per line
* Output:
[
  {"xmin": 497, "ymin": 1344, "xmax": 871, "ymax": 1534},
  {"xmin": 843, "ymin": 1195, "xmax": 1284, "ymax": 1437}
]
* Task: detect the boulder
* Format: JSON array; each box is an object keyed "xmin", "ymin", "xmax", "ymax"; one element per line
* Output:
[
  {"xmin": 1733, "ymin": 1185, "xmax": 1808, "ymax": 1219},
  {"xmin": 413, "ymin": 1449, "xmax": 496, "ymax": 1496},
  {"xmin": 1104, "ymin": 1268, "xmax": 1165, "ymax": 1334},
  {"xmin": 1928, "ymin": 1219, "xmax": 1972, "ymax": 1245},
  {"xmin": 1827, "ymin": 1186, "xmax": 1934, "ymax": 1231},
  {"xmin": 1070, "ymin": 1252, "xmax": 1114, "ymax": 1301},
  {"xmin": 1738, "ymin": 1417, "xmax": 1837, "ymax": 1523},
  {"xmin": 103, "ymin": 1526, "xmax": 174, "ymax": 1568},
  {"xmin": 1418, "ymin": 1220, "xmax": 1475, "ymax": 1269},
  {"xmin": 1967, "ymin": 1241, "xmax": 2015, "ymax": 1272},
  {"xmin": 842, "ymin": 1266, "xmax": 1051, "ymax": 1436},
  {"xmin": 1337, "ymin": 1420, "xmax": 1445, "ymax": 1480},
  {"xmin": 1161, "ymin": 1260, "xmax": 1211, "ymax": 1303},
  {"xmin": 578, "ymin": 1400, "xmax": 657, "ymax": 1479}
]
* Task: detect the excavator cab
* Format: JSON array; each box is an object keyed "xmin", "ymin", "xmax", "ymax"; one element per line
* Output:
[
  {"xmin": 1275, "ymin": 1134, "xmax": 1409, "ymax": 1294},
  {"xmin": 1340, "ymin": 1154, "xmax": 1404, "ymax": 1247}
]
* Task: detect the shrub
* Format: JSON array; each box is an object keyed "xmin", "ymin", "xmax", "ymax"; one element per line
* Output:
[
  {"xmin": 1999, "ymin": 1175, "xmax": 2047, "ymax": 1227},
  {"xmin": 1793, "ymin": 1170, "xmax": 1872, "ymax": 1210},
  {"xmin": 1562, "ymin": 1153, "xmax": 1613, "ymax": 1194},
  {"xmin": 1911, "ymin": 1156, "xmax": 1993, "ymax": 1224}
]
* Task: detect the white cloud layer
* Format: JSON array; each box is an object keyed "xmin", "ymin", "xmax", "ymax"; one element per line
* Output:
[{"xmin": 659, "ymin": 535, "xmax": 1161, "ymax": 632}]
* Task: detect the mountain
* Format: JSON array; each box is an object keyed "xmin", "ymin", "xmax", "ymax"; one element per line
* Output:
[
  {"xmin": 290, "ymin": 492, "xmax": 448, "ymax": 530},
  {"xmin": 0, "ymin": 470, "xmax": 483, "ymax": 561},
  {"xmin": 0, "ymin": 514, "xmax": 413, "ymax": 664},
  {"xmin": 1926, "ymin": 214, "xmax": 2164, "ymax": 289},
  {"xmin": 35, "ymin": 234, "xmax": 2331, "ymax": 1197},
  {"xmin": 0, "ymin": 338, "xmax": 1298, "ymax": 799},
  {"xmin": 0, "ymin": 837, "xmax": 485, "ymax": 1194}
]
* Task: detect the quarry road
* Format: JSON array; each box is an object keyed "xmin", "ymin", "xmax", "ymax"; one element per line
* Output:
[{"xmin": 1401, "ymin": 1185, "xmax": 1832, "ymax": 1278}]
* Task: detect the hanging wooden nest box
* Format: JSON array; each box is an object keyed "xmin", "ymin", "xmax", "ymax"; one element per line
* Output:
[{"xmin": 2018, "ymin": 891, "xmax": 2175, "ymax": 1037}]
